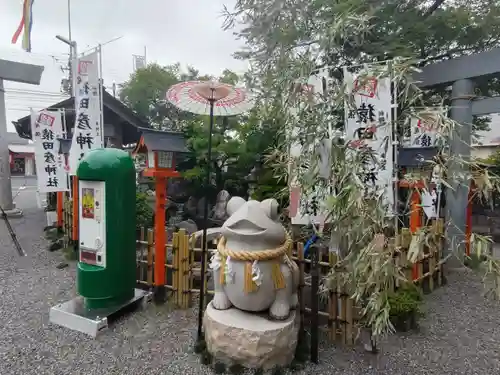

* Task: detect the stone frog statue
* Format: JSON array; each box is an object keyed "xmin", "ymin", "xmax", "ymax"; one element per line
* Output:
[{"xmin": 205, "ymin": 196, "xmax": 300, "ymax": 320}]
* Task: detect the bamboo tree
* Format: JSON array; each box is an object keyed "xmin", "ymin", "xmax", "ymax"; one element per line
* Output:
[{"xmin": 224, "ymin": 0, "xmax": 500, "ymax": 342}]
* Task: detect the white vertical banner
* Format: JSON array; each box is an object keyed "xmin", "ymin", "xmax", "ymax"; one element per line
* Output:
[
  {"xmin": 343, "ymin": 70, "xmax": 394, "ymax": 211},
  {"xmin": 31, "ymin": 109, "xmax": 69, "ymax": 192},
  {"xmin": 288, "ymin": 69, "xmax": 333, "ymax": 225},
  {"xmin": 408, "ymin": 109, "xmax": 441, "ymax": 148},
  {"xmin": 133, "ymin": 54, "xmax": 146, "ymax": 71},
  {"xmin": 69, "ymin": 51, "xmax": 104, "ymax": 174}
]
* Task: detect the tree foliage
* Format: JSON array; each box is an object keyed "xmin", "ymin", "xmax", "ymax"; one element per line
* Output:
[
  {"xmin": 119, "ymin": 63, "xmax": 285, "ymax": 199},
  {"xmin": 222, "ymin": 0, "xmax": 500, "ymax": 341},
  {"xmin": 224, "ymin": 0, "xmax": 500, "ymax": 133}
]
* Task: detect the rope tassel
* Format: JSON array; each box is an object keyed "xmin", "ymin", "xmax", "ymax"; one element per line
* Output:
[
  {"xmin": 219, "ymin": 256, "xmax": 226, "ymax": 285},
  {"xmin": 216, "ymin": 234, "xmax": 293, "ymax": 293},
  {"xmin": 272, "ymin": 261, "xmax": 286, "ymax": 290}
]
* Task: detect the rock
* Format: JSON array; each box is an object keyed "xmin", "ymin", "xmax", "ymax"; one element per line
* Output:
[
  {"xmin": 203, "ymin": 302, "xmax": 299, "ymax": 370},
  {"xmin": 213, "ymin": 190, "xmax": 230, "ymax": 221},
  {"xmin": 44, "ymin": 227, "xmax": 59, "ymax": 240},
  {"xmin": 185, "ymin": 196, "xmax": 198, "ymax": 217},
  {"xmin": 176, "ymin": 219, "xmax": 198, "ymax": 234},
  {"xmin": 48, "ymin": 239, "xmax": 63, "ymax": 252}
]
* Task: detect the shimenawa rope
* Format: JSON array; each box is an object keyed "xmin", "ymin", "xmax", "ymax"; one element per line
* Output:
[{"xmin": 217, "ymin": 234, "xmax": 293, "ymax": 293}]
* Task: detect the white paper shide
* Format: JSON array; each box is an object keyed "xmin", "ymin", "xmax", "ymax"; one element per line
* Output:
[
  {"xmin": 31, "ymin": 109, "xmax": 69, "ymax": 192},
  {"xmin": 344, "ymin": 71, "xmax": 394, "ymax": 210},
  {"xmin": 69, "ymin": 51, "xmax": 103, "ymax": 174}
]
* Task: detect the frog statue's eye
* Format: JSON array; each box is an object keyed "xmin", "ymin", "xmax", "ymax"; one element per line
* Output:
[
  {"xmin": 260, "ymin": 198, "xmax": 279, "ymax": 221},
  {"xmin": 226, "ymin": 196, "xmax": 246, "ymax": 216}
]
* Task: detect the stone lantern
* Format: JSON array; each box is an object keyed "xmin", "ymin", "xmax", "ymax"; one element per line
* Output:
[{"xmin": 132, "ymin": 128, "xmax": 188, "ymax": 302}]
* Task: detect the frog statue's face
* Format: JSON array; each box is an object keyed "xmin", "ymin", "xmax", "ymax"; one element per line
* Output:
[{"xmin": 221, "ymin": 197, "xmax": 287, "ymax": 248}]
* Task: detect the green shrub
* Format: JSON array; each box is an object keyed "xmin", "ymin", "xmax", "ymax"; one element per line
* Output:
[
  {"xmin": 388, "ymin": 285, "xmax": 422, "ymax": 317},
  {"xmin": 136, "ymin": 192, "xmax": 154, "ymax": 229},
  {"xmin": 388, "ymin": 285, "xmax": 423, "ymax": 331}
]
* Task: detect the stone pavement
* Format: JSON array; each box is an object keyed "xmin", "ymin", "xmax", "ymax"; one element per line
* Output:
[{"xmin": 1, "ymin": 208, "xmax": 500, "ymax": 375}]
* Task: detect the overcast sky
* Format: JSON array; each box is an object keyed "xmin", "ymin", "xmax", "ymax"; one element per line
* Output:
[{"xmin": 1, "ymin": 0, "xmax": 246, "ymax": 132}]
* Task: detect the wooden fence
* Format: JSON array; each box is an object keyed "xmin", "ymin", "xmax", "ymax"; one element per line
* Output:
[
  {"xmin": 135, "ymin": 222, "xmax": 445, "ymax": 345},
  {"xmin": 62, "ymin": 198, "xmax": 74, "ymax": 244}
]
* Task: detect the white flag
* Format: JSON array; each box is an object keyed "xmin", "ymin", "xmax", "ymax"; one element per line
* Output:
[
  {"xmin": 69, "ymin": 51, "xmax": 104, "ymax": 174},
  {"xmin": 343, "ymin": 70, "xmax": 394, "ymax": 211},
  {"xmin": 288, "ymin": 69, "xmax": 332, "ymax": 226},
  {"xmin": 133, "ymin": 55, "xmax": 146, "ymax": 71},
  {"xmin": 30, "ymin": 109, "xmax": 69, "ymax": 192}
]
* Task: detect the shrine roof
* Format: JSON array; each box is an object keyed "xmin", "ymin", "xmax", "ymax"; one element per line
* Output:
[
  {"xmin": 12, "ymin": 89, "xmax": 149, "ymax": 145},
  {"xmin": 138, "ymin": 127, "xmax": 189, "ymax": 153}
]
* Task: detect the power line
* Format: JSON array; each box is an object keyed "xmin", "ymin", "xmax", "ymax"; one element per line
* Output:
[
  {"xmin": 5, "ymin": 88, "xmax": 69, "ymax": 96},
  {"xmin": 6, "ymin": 94, "xmax": 69, "ymax": 101},
  {"xmin": 6, "ymin": 95, "xmax": 69, "ymax": 101},
  {"xmin": 6, "ymin": 93, "xmax": 69, "ymax": 99},
  {"xmin": 0, "ymin": 48, "xmax": 69, "ymax": 60}
]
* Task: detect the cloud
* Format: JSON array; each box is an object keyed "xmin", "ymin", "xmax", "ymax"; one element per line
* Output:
[{"xmin": 1, "ymin": 0, "xmax": 245, "ymax": 131}]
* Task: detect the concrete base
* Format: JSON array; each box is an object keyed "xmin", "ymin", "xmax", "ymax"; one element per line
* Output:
[
  {"xmin": 1, "ymin": 207, "xmax": 23, "ymax": 218},
  {"xmin": 49, "ymin": 289, "xmax": 152, "ymax": 338},
  {"xmin": 203, "ymin": 302, "xmax": 299, "ymax": 370},
  {"xmin": 46, "ymin": 211, "xmax": 57, "ymax": 227}
]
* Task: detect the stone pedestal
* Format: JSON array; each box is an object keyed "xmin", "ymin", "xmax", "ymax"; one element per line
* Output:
[{"xmin": 203, "ymin": 302, "xmax": 299, "ymax": 370}]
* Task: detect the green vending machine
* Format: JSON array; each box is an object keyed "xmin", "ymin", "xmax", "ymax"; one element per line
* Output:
[{"xmin": 49, "ymin": 148, "xmax": 150, "ymax": 337}]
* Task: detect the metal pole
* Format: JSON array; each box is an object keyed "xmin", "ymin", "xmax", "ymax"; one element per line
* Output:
[
  {"xmin": 389, "ymin": 60, "xmax": 399, "ymax": 234},
  {"xmin": 144, "ymin": 46, "xmax": 147, "ymax": 64},
  {"xmin": 67, "ymin": 0, "xmax": 73, "ymax": 95},
  {"xmin": 98, "ymin": 44, "xmax": 104, "ymax": 146},
  {"xmin": 67, "ymin": 0, "xmax": 72, "ymax": 41},
  {"xmin": 71, "ymin": 41, "xmax": 78, "ymax": 98},
  {"xmin": 309, "ymin": 244, "xmax": 319, "ymax": 363},
  {"xmin": 447, "ymin": 79, "xmax": 474, "ymax": 260},
  {"xmin": 198, "ymin": 98, "xmax": 215, "ymax": 340},
  {"xmin": 0, "ymin": 79, "xmax": 16, "ymax": 212}
]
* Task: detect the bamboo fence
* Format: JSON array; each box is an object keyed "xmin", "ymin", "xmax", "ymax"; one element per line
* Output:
[
  {"xmin": 135, "ymin": 221, "xmax": 445, "ymax": 345},
  {"xmin": 62, "ymin": 198, "xmax": 74, "ymax": 246}
]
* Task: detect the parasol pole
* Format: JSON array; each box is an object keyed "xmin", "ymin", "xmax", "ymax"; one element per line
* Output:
[{"xmin": 198, "ymin": 92, "xmax": 215, "ymax": 340}]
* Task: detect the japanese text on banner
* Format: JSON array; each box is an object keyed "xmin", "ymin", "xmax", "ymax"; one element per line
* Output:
[
  {"xmin": 288, "ymin": 70, "xmax": 332, "ymax": 226},
  {"xmin": 69, "ymin": 51, "xmax": 103, "ymax": 174},
  {"xmin": 30, "ymin": 109, "xmax": 69, "ymax": 192},
  {"xmin": 408, "ymin": 110, "xmax": 441, "ymax": 148},
  {"xmin": 344, "ymin": 72, "xmax": 394, "ymax": 210}
]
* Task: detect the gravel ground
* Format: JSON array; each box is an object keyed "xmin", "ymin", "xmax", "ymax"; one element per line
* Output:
[{"xmin": 1, "ymin": 208, "xmax": 500, "ymax": 375}]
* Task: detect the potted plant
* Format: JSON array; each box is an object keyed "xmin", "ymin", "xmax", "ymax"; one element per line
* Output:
[{"xmin": 388, "ymin": 285, "xmax": 423, "ymax": 332}]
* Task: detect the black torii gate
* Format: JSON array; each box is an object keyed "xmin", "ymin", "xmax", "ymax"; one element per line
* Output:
[{"xmin": 415, "ymin": 48, "xmax": 500, "ymax": 258}]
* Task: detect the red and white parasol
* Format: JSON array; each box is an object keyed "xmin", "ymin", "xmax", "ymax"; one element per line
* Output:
[
  {"xmin": 166, "ymin": 80, "xmax": 254, "ymax": 117},
  {"xmin": 166, "ymin": 80, "xmax": 254, "ymax": 339}
]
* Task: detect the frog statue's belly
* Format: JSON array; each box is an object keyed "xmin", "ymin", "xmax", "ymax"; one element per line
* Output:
[{"xmin": 223, "ymin": 260, "xmax": 278, "ymax": 312}]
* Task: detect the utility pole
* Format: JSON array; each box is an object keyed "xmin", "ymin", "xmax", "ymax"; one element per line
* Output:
[
  {"xmin": 56, "ymin": 35, "xmax": 77, "ymax": 97},
  {"xmin": 67, "ymin": 0, "xmax": 73, "ymax": 96},
  {"xmin": 59, "ymin": 0, "xmax": 75, "ymax": 96}
]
